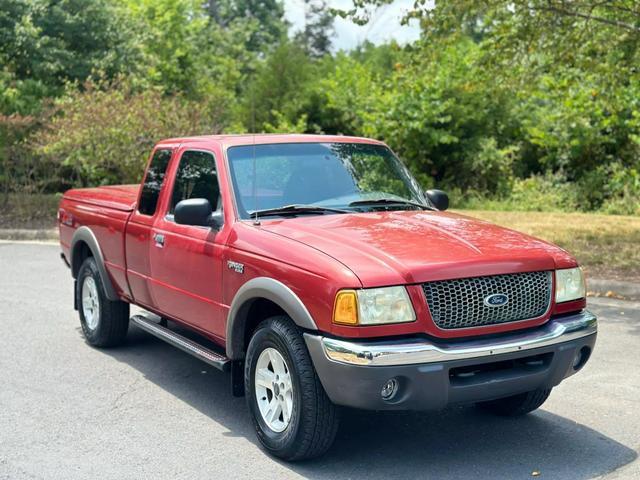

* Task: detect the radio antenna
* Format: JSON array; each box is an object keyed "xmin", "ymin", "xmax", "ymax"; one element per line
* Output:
[{"xmin": 251, "ymin": 85, "xmax": 260, "ymax": 226}]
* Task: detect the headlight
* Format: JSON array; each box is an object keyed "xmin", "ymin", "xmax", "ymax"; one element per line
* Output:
[
  {"xmin": 555, "ymin": 267, "xmax": 586, "ymax": 303},
  {"xmin": 333, "ymin": 287, "xmax": 416, "ymax": 326}
]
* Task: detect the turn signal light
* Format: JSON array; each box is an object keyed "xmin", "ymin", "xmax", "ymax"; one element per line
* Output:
[{"xmin": 333, "ymin": 290, "xmax": 359, "ymax": 325}]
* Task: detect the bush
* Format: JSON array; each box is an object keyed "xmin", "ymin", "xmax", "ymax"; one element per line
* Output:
[
  {"xmin": 598, "ymin": 163, "xmax": 640, "ymax": 215},
  {"xmin": 453, "ymin": 173, "xmax": 580, "ymax": 212},
  {"xmin": 0, "ymin": 112, "xmax": 55, "ymax": 200},
  {"xmin": 453, "ymin": 168, "xmax": 640, "ymax": 216},
  {"xmin": 32, "ymin": 79, "xmax": 233, "ymax": 188},
  {"xmin": 508, "ymin": 174, "xmax": 581, "ymax": 212}
]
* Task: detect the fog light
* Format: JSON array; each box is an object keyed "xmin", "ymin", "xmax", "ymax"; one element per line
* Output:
[
  {"xmin": 381, "ymin": 378, "xmax": 399, "ymax": 401},
  {"xmin": 573, "ymin": 346, "xmax": 591, "ymax": 371},
  {"xmin": 572, "ymin": 352, "xmax": 581, "ymax": 368}
]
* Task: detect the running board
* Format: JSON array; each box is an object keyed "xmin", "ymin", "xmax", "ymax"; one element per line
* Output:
[{"xmin": 130, "ymin": 315, "xmax": 230, "ymax": 372}]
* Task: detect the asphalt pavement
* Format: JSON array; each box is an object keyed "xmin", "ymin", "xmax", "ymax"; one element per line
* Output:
[{"xmin": 1, "ymin": 242, "xmax": 639, "ymax": 479}]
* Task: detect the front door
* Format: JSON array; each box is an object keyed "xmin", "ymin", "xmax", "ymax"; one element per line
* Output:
[
  {"xmin": 126, "ymin": 147, "xmax": 173, "ymax": 308},
  {"xmin": 148, "ymin": 149, "xmax": 226, "ymax": 340}
]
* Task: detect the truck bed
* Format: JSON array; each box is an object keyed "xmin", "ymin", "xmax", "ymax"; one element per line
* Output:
[
  {"xmin": 62, "ymin": 185, "xmax": 139, "ymax": 212},
  {"xmin": 59, "ymin": 185, "xmax": 139, "ymax": 301}
]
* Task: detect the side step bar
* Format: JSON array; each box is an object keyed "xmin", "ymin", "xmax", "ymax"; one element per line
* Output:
[{"xmin": 131, "ymin": 315, "xmax": 230, "ymax": 372}]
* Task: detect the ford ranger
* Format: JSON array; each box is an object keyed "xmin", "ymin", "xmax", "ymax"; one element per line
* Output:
[{"xmin": 58, "ymin": 134, "xmax": 597, "ymax": 460}]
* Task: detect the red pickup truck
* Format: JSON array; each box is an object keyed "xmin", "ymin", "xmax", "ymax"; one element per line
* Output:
[{"xmin": 59, "ymin": 134, "xmax": 597, "ymax": 460}]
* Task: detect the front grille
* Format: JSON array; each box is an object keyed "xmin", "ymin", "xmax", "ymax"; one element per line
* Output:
[{"xmin": 422, "ymin": 271, "xmax": 552, "ymax": 330}]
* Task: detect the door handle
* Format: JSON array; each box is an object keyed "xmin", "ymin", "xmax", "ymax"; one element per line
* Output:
[{"xmin": 153, "ymin": 233, "xmax": 165, "ymax": 248}]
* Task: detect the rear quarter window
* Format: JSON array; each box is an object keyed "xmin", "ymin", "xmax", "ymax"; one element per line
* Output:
[{"xmin": 138, "ymin": 149, "xmax": 172, "ymax": 216}]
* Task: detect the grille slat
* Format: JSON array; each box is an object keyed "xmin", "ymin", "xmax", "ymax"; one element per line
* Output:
[{"xmin": 422, "ymin": 271, "xmax": 552, "ymax": 329}]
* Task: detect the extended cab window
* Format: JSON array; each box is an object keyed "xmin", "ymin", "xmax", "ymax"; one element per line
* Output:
[
  {"xmin": 170, "ymin": 150, "xmax": 220, "ymax": 214},
  {"xmin": 139, "ymin": 149, "xmax": 172, "ymax": 216}
]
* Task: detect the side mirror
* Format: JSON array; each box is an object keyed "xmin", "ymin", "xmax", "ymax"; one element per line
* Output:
[
  {"xmin": 426, "ymin": 189, "xmax": 449, "ymax": 211},
  {"xmin": 175, "ymin": 198, "xmax": 213, "ymax": 227}
]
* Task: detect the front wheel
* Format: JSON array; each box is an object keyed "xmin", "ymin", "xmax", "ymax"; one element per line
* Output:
[
  {"xmin": 245, "ymin": 316, "xmax": 339, "ymax": 461},
  {"xmin": 477, "ymin": 388, "xmax": 552, "ymax": 416}
]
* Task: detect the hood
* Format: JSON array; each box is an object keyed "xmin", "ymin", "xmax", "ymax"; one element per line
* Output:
[{"xmin": 259, "ymin": 210, "xmax": 577, "ymax": 287}]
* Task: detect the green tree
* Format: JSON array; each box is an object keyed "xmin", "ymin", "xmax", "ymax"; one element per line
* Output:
[
  {"xmin": 243, "ymin": 40, "xmax": 314, "ymax": 131},
  {"xmin": 295, "ymin": 0, "xmax": 335, "ymax": 58},
  {"xmin": 124, "ymin": 0, "xmax": 213, "ymax": 96},
  {"xmin": 312, "ymin": 53, "xmax": 383, "ymax": 135},
  {"xmin": 335, "ymin": 0, "xmax": 640, "ymax": 210},
  {"xmin": 0, "ymin": 0, "xmax": 139, "ymax": 105},
  {"xmin": 123, "ymin": 0, "xmax": 288, "ymax": 102},
  {"xmin": 203, "ymin": 0, "xmax": 287, "ymax": 54}
]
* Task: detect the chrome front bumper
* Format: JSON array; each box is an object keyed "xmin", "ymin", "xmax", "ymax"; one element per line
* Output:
[{"xmin": 321, "ymin": 310, "xmax": 597, "ymax": 367}]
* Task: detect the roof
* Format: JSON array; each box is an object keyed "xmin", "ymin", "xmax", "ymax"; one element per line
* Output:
[{"xmin": 155, "ymin": 133, "xmax": 386, "ymax": 149}]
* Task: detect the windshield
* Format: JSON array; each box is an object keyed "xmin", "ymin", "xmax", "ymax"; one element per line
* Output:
[{"xmin": 227, "ymin": 142, "xmax": 428, "ymax": 219}]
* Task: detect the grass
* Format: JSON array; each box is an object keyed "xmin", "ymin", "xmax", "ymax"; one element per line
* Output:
[{"xmin": 457, "ymin": 210, "xmax": 640, "ymax": 282}]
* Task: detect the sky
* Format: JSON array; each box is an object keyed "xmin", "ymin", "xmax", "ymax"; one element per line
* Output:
[{"xmin": 283, "ymin": 0, "xmax": 421, "ymax": 51}]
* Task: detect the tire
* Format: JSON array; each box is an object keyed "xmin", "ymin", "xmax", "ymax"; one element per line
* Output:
[
  {"xmin": 245, "ymin": 316, "xmax": 339, "ymax": 461},
  {"xmin": 77, "ymin": 256, "xmax": 130, "ymax": 347},
  {"xmin": 477, "ymin": 388, "xmax": 552, "ymax": 416}
]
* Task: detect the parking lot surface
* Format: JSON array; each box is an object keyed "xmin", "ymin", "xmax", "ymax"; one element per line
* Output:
[{"xmin": 1, "ymin": 242, "xmax": 638, "ymax": 479}]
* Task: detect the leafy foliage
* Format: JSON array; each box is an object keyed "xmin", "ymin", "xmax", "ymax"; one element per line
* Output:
[
  {"xmin": 330, "ymin": 0, "xmax": 640, "ymax": 213},
  {"xmin": 0, "ymin": 0, "xmax": 140, "ymax": 101},
  {"xmin": 294, "ymin": 0, "xmax": 335, "ymax": 58},
  {"xmin": 1, "ymin": 0, "xmax": 639, "ymax": 215},
  {"xmin": 242, "ymin": 40, "xmax": 314, "ymax": 131},
  {"xmin": 32, "ymin": 79, "xmax": 231, "ymax": 187},
  {"xmin": 204, "ymin": 0, "xmax": 286, "ymax": 53}
]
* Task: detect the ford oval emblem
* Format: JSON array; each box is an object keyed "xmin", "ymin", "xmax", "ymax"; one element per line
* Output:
[{"xmin": 484, "ymin": 293, "xmax": 509, "ymax": 307}]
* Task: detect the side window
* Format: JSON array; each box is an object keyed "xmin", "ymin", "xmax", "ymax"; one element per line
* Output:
[
  {"xmin": 170, "ymin": 150, "xmax": 219, "ymax": 214},
  {"xmin": 139, "ymin": 149, "xmax": 172, "ymax": 216}
]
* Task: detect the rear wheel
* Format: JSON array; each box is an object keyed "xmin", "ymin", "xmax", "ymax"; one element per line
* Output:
[
  {"xmin": 245, "ymin": 316, "xmax": 339, "ymax": 461},
  {"xmin": 77, "ymin": 257, "xmax": 129, "ymax": 347},
  {"xmin": 477, "ymin": 388, "xmax": 552, "ymax": 416}
]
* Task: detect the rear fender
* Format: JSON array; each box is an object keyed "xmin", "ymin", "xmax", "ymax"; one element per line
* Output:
[{"xmin": 70, "ymin": 226, "xmax": 119, "ymax": 301}]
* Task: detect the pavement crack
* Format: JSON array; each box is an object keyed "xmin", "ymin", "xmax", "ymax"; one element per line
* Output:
[{"xmin": 108, "ymin": 376, "xmax": 142, "ymax": 412}]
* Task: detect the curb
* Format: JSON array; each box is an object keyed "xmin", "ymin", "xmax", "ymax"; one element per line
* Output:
[
  {"xmin": 587, "ymin": 278, "xmax": 640, "ymax": 302},
  {"xmin": 0, "ymin": 228, "xmax": 58, "ymax": 242}
]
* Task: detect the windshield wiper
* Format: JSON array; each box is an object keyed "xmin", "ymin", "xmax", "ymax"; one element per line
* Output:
[
  {"xmin": 251, "ymin": 204, "xmax": 350, "ymax": 218},
  {"xmin": 348, "ymin": 198, "xmax": 435, "ymax": 210}
]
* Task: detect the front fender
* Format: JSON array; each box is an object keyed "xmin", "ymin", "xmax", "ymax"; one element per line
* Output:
[{"xmin": 226, "ymin": 277, "xmax": 318, "ymax": 360}]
